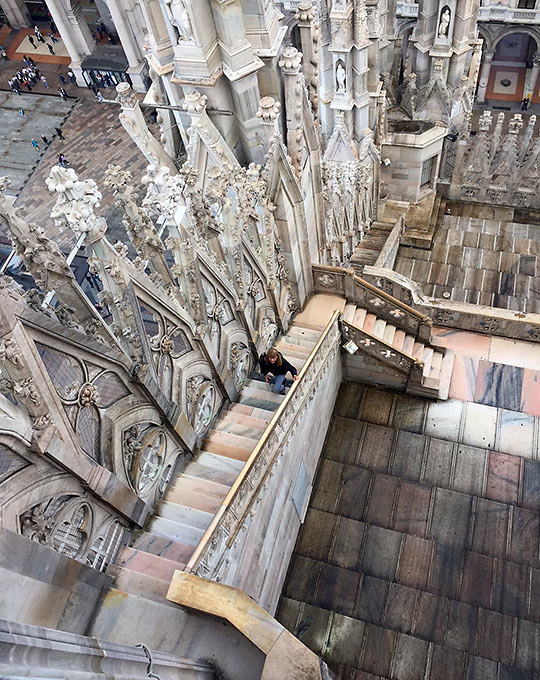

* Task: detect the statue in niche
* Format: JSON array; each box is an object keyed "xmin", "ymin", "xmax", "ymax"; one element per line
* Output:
[
  {"xmin": 336, "ymin": 61, "xmax": 347, "ymax": 93},
  {"xmin": 164, "ymin": 0, "xmax": 193, "ymax": 43},
  {"xmin": 438, "ymin": 6, "xmax": 451, "ymax": 39}
]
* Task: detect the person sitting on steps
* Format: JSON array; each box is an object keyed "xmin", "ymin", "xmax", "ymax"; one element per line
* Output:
[{"xmin": 259, "ymin": 347, "xmax": 299, "ymax": 395}]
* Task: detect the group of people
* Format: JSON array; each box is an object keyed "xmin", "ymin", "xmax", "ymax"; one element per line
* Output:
[
  {"xmin": 27, "ymin": 23, "xmax": 58, "ymax": 56},
  {"xmin": 8, "ymin": 56, "xmax": 75, "ymax": 101}
]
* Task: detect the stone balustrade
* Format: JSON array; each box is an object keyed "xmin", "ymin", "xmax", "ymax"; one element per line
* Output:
[{"xmin": 185, "ymin": 311, "xmax": 343, "ymax": 611}]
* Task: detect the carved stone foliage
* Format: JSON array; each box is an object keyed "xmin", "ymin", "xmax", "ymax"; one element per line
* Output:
[
  {"xmin": 36, "ymin": 343, "xmax": 130, "ymax": 463},
  {"xmin": 186, "ymin": 376, "xmax": 215, "ymax": 436},
  {"xmin": 230, "ymin": 342, "xmax": 252, "ymax": 390},
  {"xmin": 260, "ymin": 316, "xmax": 278, "ymax": 350},
  {"xmin": 202, "ymin": 278, "xmax": 235, "ymax": 355},
  {"xmin": 122, "ymin": 423, "xmax": 166, "ymax": 495}
]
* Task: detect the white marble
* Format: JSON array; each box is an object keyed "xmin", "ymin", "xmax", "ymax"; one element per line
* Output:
[{"xmin": 462, "ymin": 402, "xmax": 497, "ymax": 450}]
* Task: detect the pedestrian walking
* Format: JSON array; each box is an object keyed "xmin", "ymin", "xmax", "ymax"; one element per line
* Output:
[
  {"xmin": 1, "ymin": 48, "xmax": 8, "ymax": 60},
  {"xmin": 41, "ymin": 135, "xmax": 49, "ymax": 144},
  {"xmin": 96, "ymin": 90, "xmax": 104, "ymax": 102},
  {"xmin": 67, "ymin": 70, "xmax": 76, "ymax": 84},
  {"xmin": 58, "ymin": 73, "xmax": 66, "ymax": 85},
  {"xmin": 28, "ymin": 36, "xmax": 37, "ymax": 49},
  {"xmin": 19, "ymin": 108, "xmax": 26, "ymax": 118},
  {"xmin": 258, "ymin": 348, "xmax": 299, "ymax": 394},
  {"xmin": 49, "ymin": 20, "xmax": 56, "ymax": 34},
  {"xmin": 47, "ymin": 43, "xmax": 55, "ymax": 55},
  {"xmin": 41, "ymin": 75, "xmax": 48, "ymax": 88},
  {"xmin": 58, "ymin": 153, "xmax": 68, "ymax": 167},
  {"xmin": 24, "ymin": 81, "xmax": 32, "ymax": 92},
  {"xmin": 57, "ymin": 86, "xmax": 67, "ymax": 101},
  {"xmin": 28, "ymin": 56, "xmax": 35, "ymax": 67},
  {"xmin": 49, "ymin": 32, "xmax": 58, "ymax": 43},
  {"xmin": 31, "ymin": 139, "xmax": 39, "ymax": 150},
  {"xmin": 54, "ymin": 126, "xmax": 65, "ymax": 140},
  {"xmin": 521, "ymin": 97, "xmax": 530, "ymax": 112},
  {"xmin": 36, "ymin": 31, "xmax": 44, "ymax": 43}
]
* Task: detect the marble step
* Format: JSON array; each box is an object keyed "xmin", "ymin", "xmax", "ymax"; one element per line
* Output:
[
  {"xmin": 106, "ymin": 569, "xmax": 171, "ymax": 604},
  {"xmin": 182, "ymin": 460, "xmax": 238, "ymax": 486},
  {"xmin": 226, "ymin": 402, "xmax": 274, "ymax": 423},
  {"xmin": 129, "ymin": 532, "xmax": 194, "ymax": 564},
  {"xmin": 343, "ymin": 303, "xmax": 356, "ymax": 323},
  {"xmin": 146, "ymin": 516, "xmax": 205, "ymax": 546},
  {"xmin": 275, "ymin": 339, "xmax": 312, "ymax": 356},
  {"xmin": 393, "ymin": 329, "xmax": 406, "ymax": 351},
  {"xmin": 237, "ymin": 394, "xmax": 281, "ymax": 412},
  {"xmin": 353, "ymin": 307, "xmax": 367, "ymax": 327},
  {"xmin": 165, "ymin": 483, "xmax": 227, "ymax": 513},
  {"xmin": 239, "ymin": 385, "xmax": 284, "ymax": 405},
  {"xmin": 362, "ymin": 313, "xmax": 377, "ymax": 334},
  {"xmin": 220, "ymin": 409, "xmax": 270, "ymax": 432},
  {"xmin": 429, "ymin": 350, "xmax": 443, "ymax": 380},
  {"xmin": 412, "ymin": 341, "xmax": 425, "ymax": 361},
  {"xmin": 212, "ymin": 418, "xmax": 262, "ymax": 440},
  {"xmin": 203, "ymin": 429, "xmax": 257, "ymax": 460},
  {"xmin": 116, "ymin": 546, "xmax": 185, "ymax": 583},
  {"xmin": 195, "ymin": 450, "xmax": 246, "ymax": 474},
  {"xmin": 279, "ymin": 333, "xmax": 317, "ymax": 348},
  {"xmin": 422, "ymin": 346, "xmax": 434, "ymax": 377},
  {"xmin": 155, "ymin": 500, "xmax": 214, "ymax": 531},
  {"xmin": 436, "ymin": 349, "xmax": 455, "ymax": 400},
  {"xmin": 383, "ymin": 324, "xmax": 396, "ymax": 345},
  {"xmin": 286, "ymin": 325, "xmax": 321, "ymax": 342},
  {"xmin": 170, "ymin": 474, "xmax": 231, "ymax": 499},
  {"xmin": 402, "ymin": 334, "xmax": 415, "ymax": 356},
  {"xmin": 373, "ymin": 318, "xmax": 387, "ymax": 339}
]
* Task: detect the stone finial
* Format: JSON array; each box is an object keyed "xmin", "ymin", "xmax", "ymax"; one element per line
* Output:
[
  {"xmin": 296, "ymin": 1, "xmax": 315, "ymax": 22},
  {"xmin": 279, "ymin": 46, "xmax": 303, "ymax": 75},
  {"xmin": 183, "ymin": 90, "xmax": 208, "ymax": 115},
  {"xmin": 46, "ymin": 166, "xmax": 107, "ymax": 242},
  {"xmin": 256, "ymin": 97, "xmax": 282, "ymax": 124},
  {"xmin": 116, "ymin": 82, "xmax": 138, "ymax": 108},
  {"xmin": 477, "ymin": 110, "xmax": 493, "ymax": 132},
  {"xmin": 509, "ymin": 114, "xmax": 523, "ymax": 135}
]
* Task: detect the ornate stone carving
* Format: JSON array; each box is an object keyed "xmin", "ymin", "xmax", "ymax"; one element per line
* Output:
[
  {"xmin": 256, "ymin": 97, "xmax": 281, "ymax": 124},
  {"xmin": 116, "ymin": 82, "xmax": 138, "ymax": 108},
  {"xmin": 0, "ymin": 337, "xmax": 23, "ymax": 367},
  {"xmin": 230, "ymin": 342, "xmax": 252, "ymax": 389},
  {"xmin": 183, "ymin": 90, "xmax": 207, "ymax": 115}
]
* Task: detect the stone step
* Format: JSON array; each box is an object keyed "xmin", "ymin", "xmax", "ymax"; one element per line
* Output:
[
  {"xmin": 204, "ymin": 429, "xmax": 257, "ymax": 456},
  {"xmin": 238, "ymin": 394, "xmax": 281, "ymax": 412},
  {"xmin": 226, "ymin": 403, "xmax": 274, "ymax": 423},
  {"xmin": 195, "ymin": 450, "xmax": 246, "ymax": 474},
  {"xmin": 220, "ymin": 409, "xmax": 270, "ymax": 432},
  {"xmin": 363, "ymin": 313, "xmax": 377, "ymax": 334},
  {"xmin": 273, "ymin": 345, "xmax": 310, "ymax": 363},
  {"xmin": 373, "ymin": 318, "xmax": 387, "ymax": 339},
  {"xmin": 393, "ymin": 329, "xmax": 406, "ymax": 351},
  {"xmin": 146, "ymin": 516, "xmax": 205, "ymax": 546},
  {"xmin": 286, "ymin": 324, "xmax": 321, "ymax": 342},
  {"xmin": 129, "ymin": 532, "xmax": 194, "ymax": 564},
  {"xmin": 183, "ymin": 460, "xmax": 238, "ymax": 486},
  {"xmin": 275, "ymin": 339, "xmax": 312, "ymax": 357},
  {"xmin": 402, "ymin": 334, "xmax": 415, "ymax": 355},
  {"xmin": 429, "ymin": 349, "xmax": 443, "ymax": 380},
  {"xmin": 116, "ymin": 546, "xmax": 185, "ymax": 583},
  {"xmin": 437, "ymin": 349, "xmax": 455, "ymax": 401},
  {"xmin": 412, "ymin": 341, "xmax": 425, "ymax": 361},
  {"xmin": 239, "ymin": 385, "xmax": 284, "ymax": 405},
  {"xmin": 155, "ymin": 500, "xmax": 214, "ymax": 531},
  {"xmin": 212, "ymin": 418, "xmax": 262, "ymax": 440},
  {"xmin": 107, "ymin": 566, "xmax": 171, "ymax": 604},
  {"xmin": 353, "ymin": 307, "xmax": 367, "ymax": 327},
  {"xmin": 164, "ymin": 484, "xmax": 227, "ymax": 514},
  {"xmin": 383, "ymin": 324, "xmax": 396, "ymax": 345},
  {"xmin": 422, "ymin": 346, "xmax": 434, "ymax": 378},
  {"xmin": 171, "ymin": 474, "xmax": 231, "ymax": 498},
  {"xmin": 343, "ymin": 303, "xmax": 356, "ymax": 323},
  {"xmin": 280, "ymin": 333, "xmax": 317, "ymax": 349}
]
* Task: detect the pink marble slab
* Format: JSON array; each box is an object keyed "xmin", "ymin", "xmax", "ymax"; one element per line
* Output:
[
  {"xmin": 520, "ymin": 368, "xmax": 540, "ymax": 417},
  {"xmin": 448, "ymin": 355, "xmax": 480, "ymax": 402},
  {"xmin": 430, "ymin": 328, "xmax": 491, "ymax": 361}
]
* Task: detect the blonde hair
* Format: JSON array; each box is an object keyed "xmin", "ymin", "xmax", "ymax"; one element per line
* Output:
[{"xmin": 266, "ymin": 347, "xmax": 282, "ymax": 367}]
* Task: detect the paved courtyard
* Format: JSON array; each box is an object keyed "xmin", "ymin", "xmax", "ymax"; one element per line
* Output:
[{"xmin": 0, "ymin": 91, "xmax": 73, "ymax": 196}]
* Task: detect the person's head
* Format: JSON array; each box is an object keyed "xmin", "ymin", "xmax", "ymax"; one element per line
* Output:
[{"xmin": 266, "ymin": 348, "xmax": 282, "ymax": 366}]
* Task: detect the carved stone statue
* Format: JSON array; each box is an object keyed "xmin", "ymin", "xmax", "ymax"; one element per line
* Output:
[
  {"xmin": 164, "ymin": 0, "xmax": 193, "ymax": 43},
  {"xmin": 438, "ymin": 7, "xmax": 451, "ymax": 38},
  {"xmin": 336, "ymin": 61, "xmax": 347, "ymax": 93}
]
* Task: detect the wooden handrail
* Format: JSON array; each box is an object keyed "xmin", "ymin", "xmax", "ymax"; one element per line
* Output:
[{"xmin": 186, "ymin": 309, "xmax": 342, "ymax": 571}]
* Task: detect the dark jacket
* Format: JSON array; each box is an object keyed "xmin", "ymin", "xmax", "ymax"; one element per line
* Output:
[{"xmin": 259, "ymin": 351, "xmax": 297, "ymax": 377}]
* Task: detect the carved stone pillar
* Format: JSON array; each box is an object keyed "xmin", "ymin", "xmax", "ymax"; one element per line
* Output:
[
  {"xmin": 279, "ymin": 47, "xmax": 305, "ymax": 176},
  {"xmin": 476, "ymin": 51, "xmax": 494, "ymax": 104},
  {"xmin": 0, "ymin": 0, "xmax": 30, "ymax": 28},
  {"xmin": 44, "ymin": 0, "xmax": 94, "ymax": 69},
  {"xmin": 525, "ymin": 55, "xmax": 540, "ymax": 99},
  {"xmin": 116, "ymin": 83, "xmax": 177, "ymax": 174},
  {"xmin": 296, "ymin": 2, "xmax": 318, "ymax": 114},
  {"xmin": 105, "ymin": 0, "xmax": 146, "ymax": 90}
]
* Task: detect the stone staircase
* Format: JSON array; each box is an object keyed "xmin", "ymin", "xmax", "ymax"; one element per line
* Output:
[
  {"xmin": 106, "ymin": 321, "xmax": 321, "ymax": 606},
  {"xmin": 341, "ymin": 301, "xmax": 454, "ymax": 400},
  {"xmin": 352, "ymin": 200, "xmax": 408, "ymax": 268}
]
